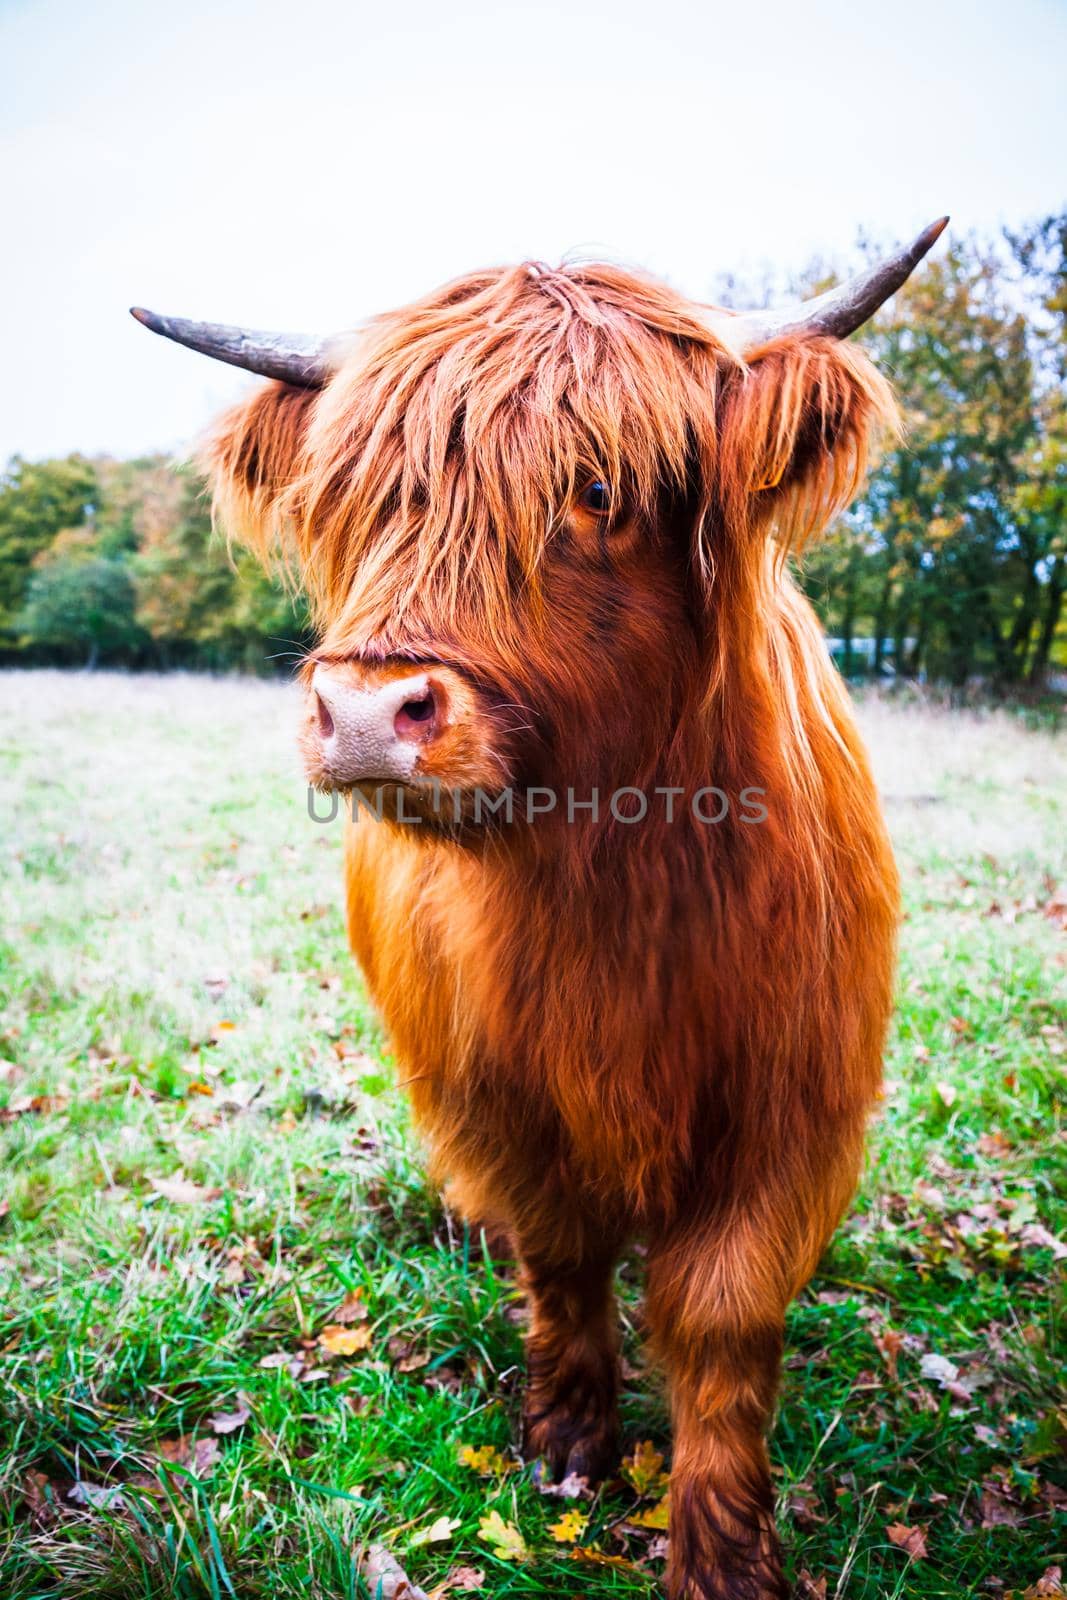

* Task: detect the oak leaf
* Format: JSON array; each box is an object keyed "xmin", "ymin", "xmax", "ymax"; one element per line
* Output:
[
  {"xmin": 457, "ymin": 1443, "xmax": 516, "ymax": 1476},
  {"xmin": 886, "ymin": 1521, "xmax": 928, "ymax": 1559},
  {"xmin": 478, "ymin": 1509, "xmax": 527, "ymax": 1560},
  {"xmin": 548, "ymin": 1509, "xmax": 587, "ymax": 1542},
  {"xmin": 621, "ymin": 1439, "xmax": 669, "ymax": 1497},
  {"xmin": 149, "ymin": 1172, "xmax": 221, "ymax": 1204},
  {"xmin": 319, "ymin": 1324, "xmax": 372, "ymax": 1356}
]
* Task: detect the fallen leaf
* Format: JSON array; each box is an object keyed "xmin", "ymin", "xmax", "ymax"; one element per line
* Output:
[
  {"xmin": 457, "ymin": 1443, "xmax": 516, "ymax": 1476},
  {"xmin": 478, "ymin": 1509, "xmax": 527, "ymax": 1560},
  {"xmin": 886, "ymin": 1521, "xmax": 928, "ymax": 1559},
  {"xmin": 796, "ymin": 1573, "xmax": 829, "ymax": 1600},
  {"xmin": 935, "ymin": 1081, "xmax": 958, "ymax": 1107},
  {"xmin": 536, "ymin": 1469, "xmax": 592, "ymax": 1499},
  {"xmin": 784, "ymin": 1486, "xmax": 825, "ymax": 1528},
  {"xmin": 981, "ymin": 1483, "xmax": 1023, "ymax": 1528},
  {"xmin": 1020, "ymin": 1223, "xmax": 1067, "ymax": 1260},
  {"xmin": 919, "ymin": 1352, "xmax": 959, "ymax": 1387},
  {"xmin": 410, "ymin": 1516, "xmax": 461, "ymax": 1547},
  {"xmin": 436, "ymin": 1568, "xmax": 484, "ymax": 1594},
  {"xmin": 621, "ymin": 1439, "xmax": 669, "ymax": 1497},
  {"xmin": 0, "ymin": 1092, "xmax": 69, "ymax": 1122},
  {"xmin": 628, "ymin": 1495, "xmax": 670, "ymax": 1530},
  {"xmin": 157, "ymin": 1435, "xmax": 220, "ymax": 1477},
  {"xmin": 331, "ymin": 1288, "xmax": 368, "ymax": 1324},
  {"xmin": 209, "ymin": 1398, "xmax": 250, "ymax": 1434},
  {"xmin": 1043, "ymin": 886, "xmax": 1067, "ymax": 931},
  {"xmin": 1023, "ymin": 1567, "xmax": 1064, "ymax": 1598},
  {"xmin": 148, "ymin": 1172, "xmax": 222, "ymax": 1205},
  {"xmin": 68, "ymin": 1480, "xmax": 125, "ymax": 1510},
  {"xmin": 978, "ymin": 1131, "xmax": 1013, "ymax": 1158},
  {"xmin": 548, "ymin": 1509, "xmax": 588, "ymax": 1543},
  {"xmin": 22, "ymin": 1470, "xmax": 53, "ymax": 1521},
  {"xmin": 319, "ymin": 1324, "xmax": 372, "ymax": 1356},
  {"xmin": 258, "ymin": 1350, "xmax": 304, "ymax": 1378},
  {"xmin": 567, "ymin": 1547, "xmax": 645, "ymax": 1572},
  {"xmin": 873, "ymin": 1326, "xmax": 905, "ymax": 1379},
  {"xmin": 360, "ymin": 1544, "xmax": 429, "ymax": 1599}
]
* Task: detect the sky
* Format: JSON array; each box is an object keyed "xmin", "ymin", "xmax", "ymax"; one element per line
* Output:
[{"xmin": 2, "ymin": 0, "xmax": 1065, "ymax": 463}]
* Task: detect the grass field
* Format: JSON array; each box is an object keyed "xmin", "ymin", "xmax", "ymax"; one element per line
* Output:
[{"xmin": 0, "ymin": 671, "xmax": 1064, "ymax": 1600}]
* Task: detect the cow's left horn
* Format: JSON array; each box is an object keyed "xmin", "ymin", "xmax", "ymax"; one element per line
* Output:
[
  {"xmin": 706, "ymin": 216, "xmax": 949, "ymax": 356},
  {"xmin": 129, "ymin": 307, "xmax": 335, "ymax": 387}
]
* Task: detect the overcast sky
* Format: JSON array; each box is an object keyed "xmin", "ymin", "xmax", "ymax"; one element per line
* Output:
[{"xmin": 2, "ymin": 0, "xmax": 1065, "ymax": 463}]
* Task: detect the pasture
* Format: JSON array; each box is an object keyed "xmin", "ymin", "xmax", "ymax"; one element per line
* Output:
[{"xmin": 0, "ymin": 671, "xmax": 1063, "ymax": 1599}]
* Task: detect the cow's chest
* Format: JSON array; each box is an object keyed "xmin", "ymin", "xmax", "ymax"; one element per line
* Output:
[{"xmin": 341, "ymin": 822, "xmax": 723, "ymax": 1216}]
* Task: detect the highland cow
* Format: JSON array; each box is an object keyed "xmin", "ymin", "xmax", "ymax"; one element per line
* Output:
[{"xmin": 133, "ymin": 219, "xmax": 945, "ymax": 1597}]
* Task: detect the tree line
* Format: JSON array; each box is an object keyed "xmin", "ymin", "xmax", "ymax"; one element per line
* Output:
[{"xmin": 1, "ymin": 212, "xmax": 1064, "ymax": 687}]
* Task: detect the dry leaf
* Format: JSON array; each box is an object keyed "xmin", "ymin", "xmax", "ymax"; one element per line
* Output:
[
  {"xmin": 68, "ymin": 1480, "xmax": 125, "ymax": 1510},
  {"xmin": 331, "ymin": 1288, "xmax": 368, "ymax": 1324},
  {"xmin": 536, "ymin": 1469, "xmax": 592, "ymax": 1499},
  {"xmin": 873, "ymin": 1326, "xmax": 905, "ymax": 1379},
  {"xmin": 919, "ymin": 1352, "xmax": 959, "ymax": 1386},
  {"xmin": 796, "ymin": 1572, "xmax": 829, "ymax": 1600},
  {"xmin": 1, "ymin": 1092, "xmax": 70, "ymax": 1122},
  {"xmin": 568, "ymin": 1548, "xmax": 645, "ymax": 1573},
  {"xmin": 149, "ymin": 1172, "xmax": 221, "ymax": 1204},
  {"xmin": 319, "ymin": 1323, "xmax": 372, "ymax": 1356},
  {"xmin": 457, "ymin": 1443, "xmax": 516, "ymax": 1476},
  {"xmin": 361, "ymin": 1543, "xmax": 429, "ymax": 1599},
  {"xmin": 981, "ymin": 1483, "xmax": 1023, "ymax": 1528},
  {"xmin": 478, "ymin": 1509, "xmax": 527, "ymax": 1560},
  {"xmin": 209, "ymin": 1398, "xmax": 250, "ymax": 1434},
  {"xmin": 410, "ymin": 1515, "xmax": 461, "ymax": 1547},
  {"xmin": 1020, "ymin": 1222, "xmax": 1067, "ymax": 1260},
  {"xmin": 22, "ymin": 1470, "xmax": 53, "ymax": 1522},
  {"xmin": 548, "ymin": 1509, "xmax": 587, "ymax": 1543},
  {"xmin": 628, "ymin": 1495, "xmax": 670, "ymax": 1530},
  {"xmin": 621, "ymin": 1439, "xmax": 669, "ymax": 1497},
  {"xmin": 156, "ymin": 1435, "xmax": 220, "ymax": 1477},
  {"xmin": 886, "ymin": 1521, "xmax": 928, "ymax": 1559},
  {"xmin": 1023, "ymin": 1567, "xmax": 1064, "ymax": 1598},
  {"xmin": 978, "ymin": 1130, "xmax": 1013, "ymax": 1158},
  {"xmin": 436, "ymin": 1568, "xmax": 484, "ymax": 1594},
  {"xmin": 258, "ymin": 1350, "xmax": 304, "ymax": 1378}
]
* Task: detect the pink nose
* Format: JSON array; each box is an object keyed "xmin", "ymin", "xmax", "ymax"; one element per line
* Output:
[{"xmin": 310, "ymin": 665, "xmax": 441, "ymax": 784}]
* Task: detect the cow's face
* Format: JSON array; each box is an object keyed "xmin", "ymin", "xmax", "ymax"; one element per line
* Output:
[
  {"xmin": 297, "ymin": 470, "xmax": 700, "ymax": 824},
  {"xmin": 200, "ymin": 261, "xmax": 900, "ymax": 834}
]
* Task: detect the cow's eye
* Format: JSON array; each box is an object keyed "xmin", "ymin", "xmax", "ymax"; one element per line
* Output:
[{"xmin": 578, "ymin": 479, "xmax": 611, "ymax": 516}]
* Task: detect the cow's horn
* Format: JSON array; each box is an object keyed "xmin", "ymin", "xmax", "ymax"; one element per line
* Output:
[
  {"xmin": 706, "ymin": 217, "xmax": 949, "ymax": 356},
  {"xmin": 129, "ymin": 307, "xmax": 335, "ymax": 387}
]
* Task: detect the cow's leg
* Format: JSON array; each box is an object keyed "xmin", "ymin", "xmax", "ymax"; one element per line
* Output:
[
  {"xmin": 646, "ymin": 1159, "xmax": 859, "ymax": 1600},
  {"xmin": 518, "ymin": 1237, "xmax": 620, "ymax": 1483}
]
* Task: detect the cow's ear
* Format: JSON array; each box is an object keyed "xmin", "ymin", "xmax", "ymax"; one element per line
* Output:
[
  {"xmin": 713, "ymin": 335, "xmax": 899, "ymax": 553},
  {"xmin": 199, "ymin": 381, "xmax": 319, "ymax": 569}
]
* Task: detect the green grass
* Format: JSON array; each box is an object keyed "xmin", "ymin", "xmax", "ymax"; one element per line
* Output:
[{"xmin": 1, "ymin": 671, "xmax": 1064, "ymax": 1599}]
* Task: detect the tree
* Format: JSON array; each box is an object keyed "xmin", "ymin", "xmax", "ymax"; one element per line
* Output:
[
  {"xmin": 0, "ymin": 456, "xmax": 98, "ymax": 651},
  {"xmin": 17, "ymin": 555, "xmax": 143, "ymax": 668}
]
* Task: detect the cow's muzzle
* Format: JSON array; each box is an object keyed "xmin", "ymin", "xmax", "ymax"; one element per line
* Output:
[{"xmin": 301, "ymin": 658, "xmax": 506, "ymax": 798}]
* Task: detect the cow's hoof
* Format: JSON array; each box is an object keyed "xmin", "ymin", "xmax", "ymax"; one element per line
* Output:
[{"xmin": 523, "ymin": 1396, "xmax": 617, "ymax": 1485}]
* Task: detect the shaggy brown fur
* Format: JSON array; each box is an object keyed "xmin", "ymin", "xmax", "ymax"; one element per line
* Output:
[{"xmin": 203, "ymin": 260, "xmax": 900, "ymax": 1598}]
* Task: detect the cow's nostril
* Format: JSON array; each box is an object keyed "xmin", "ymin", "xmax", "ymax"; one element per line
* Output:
[
  {"xmin": 394, "ymin": 690, "xmax": 437, "ymax": 740},
  {"xmin": 316, "ymin": 693, "xmax": 334, "ymax": 738},
  {"xmin": 402, "ymin": 695, "xmax": 434, "ymax": 723}
]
